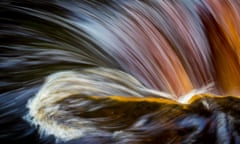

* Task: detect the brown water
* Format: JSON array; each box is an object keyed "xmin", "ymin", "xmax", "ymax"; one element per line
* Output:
[{"xmin": 1, "ymin": 1, "xmax": 240, "ymax": 144}]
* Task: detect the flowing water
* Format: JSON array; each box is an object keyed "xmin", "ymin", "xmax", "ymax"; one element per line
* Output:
[{"xmin": 1, "ymin": 1, "xmax": 240, "ymax": 144}]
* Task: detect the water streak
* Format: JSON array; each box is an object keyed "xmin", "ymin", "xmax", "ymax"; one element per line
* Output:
[{"xmin": 1, "ymin": 1, "xmax": 240, "ymax": 144}]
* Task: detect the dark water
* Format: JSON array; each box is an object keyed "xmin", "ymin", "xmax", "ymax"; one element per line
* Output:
[{"xmin": 1, "ymin": 0, "xmax": 240, "ymax": 144}]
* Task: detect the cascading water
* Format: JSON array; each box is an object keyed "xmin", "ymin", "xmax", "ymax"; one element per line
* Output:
[{"xmin": 1, "ymin": 1, "xmax": 240, "ymax": 144}]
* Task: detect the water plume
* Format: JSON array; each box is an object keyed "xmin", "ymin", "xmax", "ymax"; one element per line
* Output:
[{"xmin": 1, "ymin": 0, "xmax": 240, "ymax": 144}]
